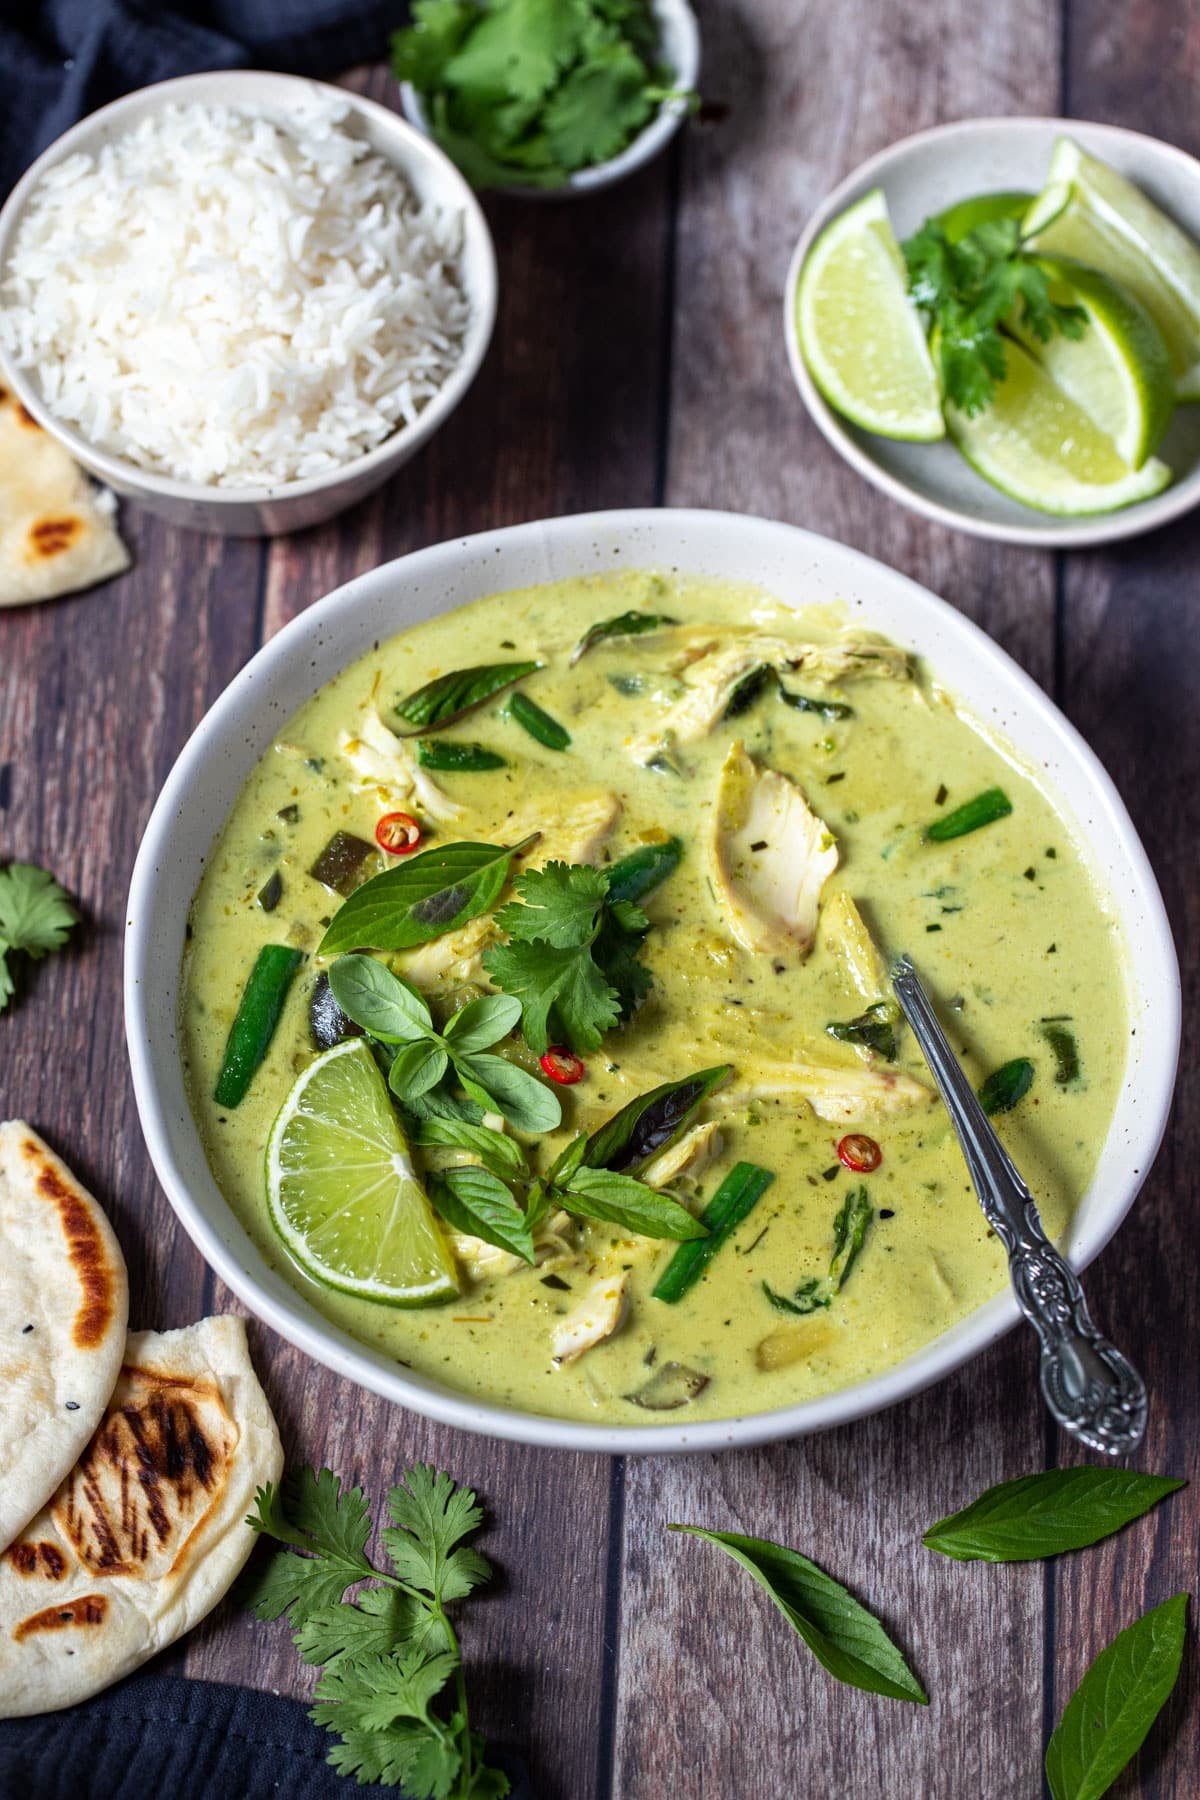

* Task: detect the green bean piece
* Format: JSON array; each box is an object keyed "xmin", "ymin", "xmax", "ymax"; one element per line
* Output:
[
  {"xmin": 508, "ymin": 692, "xmax": 571, "ymax": 751},
  {"xmin": 214, "ymin": 945, "xmax": 305, "ymax": 1108},
  {"xmin": 925, "ymin": 787, "xmax": 1012, "ymax": 842},
  {"xmin": 653, "ymin": 1162, "xmax": 775, "ymax": 1304},
  {"xmin": 605, "ymin": 837, "xmax": 685, "ymax": 905}
]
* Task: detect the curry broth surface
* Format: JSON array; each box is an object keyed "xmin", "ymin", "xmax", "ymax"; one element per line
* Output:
[{"xmin": 182, "ymin": 572, "xmax": 1128, "ymax": 1425}]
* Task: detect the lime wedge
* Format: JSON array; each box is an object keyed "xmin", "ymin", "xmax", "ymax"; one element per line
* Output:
[
  {"xmin": 1009, "ymin": 256, "xmax": 1174, "ymax": 466},
  {"xmin": 945, "ymin": 334, "xmax": 1172, "ymax": 516},
  {"xmin": 933, "ymin": 189, "xmax": 1035, "ymax": 244},
  {"xmin": 266, "ymin": 1039, "xmax": 460, "ymax": 1306},
  {"xmin": 1024, "ymin": 139, "xmax": 1200, "ymax": 399},
  {"xmin": 796, "ymin": 188, "xmax": 944, "ymax": 441}
]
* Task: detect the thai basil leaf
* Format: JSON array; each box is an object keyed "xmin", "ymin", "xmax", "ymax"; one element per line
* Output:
[
  {"xmin": 507, "ymin": 692, "xmax": 571, "ymax": 751},
  {"xmin": 584, "ymin": 1065, "xmax": 733, "ymax": 1174},
  {"xmin": 761, "ymin": 1186, "xmax": 871, "ymax": 1316},
  {"xmin": 669, "ymin": 1526, "xmax": 928, "ymax": 1704},
  {"xmin": 978, "ymin": 1057, "xmax": 1034, "ymax": 1115},
  {"xmin": 318, "ymin": 837, "xmax": 538, "ymax": 955},
  {"xmin": 455, "ymin": 1052, "xmax": 561, "ymax": 1133},
  {"xmin": 441, "ymin": 993, "xmax": 523, "ymax": 1055},
  {"xmin": 924, "ymin": 1469, "xmax": 1186, "ymax": 1563},
  {"xmin": 825, "ymin": 1005, "xmax": 897, "ymax": 1061},
  {"xmin": 560, "ymin": 1166, "xmax": 707, "ymax": 1241},
  {"xmin": 777, "ymin": 683, "xmax": 855, "ymax": 721},
  {"xmin": 604, "ymin": 837, "xmax": 684, "ymax": 905},
  {"xmin": 392, "ymin": 662, "xmax": 541, "ymax": 734},
  {"xmin": 387, "ymin": 1040, "xmax": 450, "ymax": 1101},
  {"xmin": 1045, "ymin": 1594, "xmax": 1188, "ymax": 1800},
  {"xmin": 327, "ymin": 955, "xmax": 431, "ymax": 1043},
  {"xmin": 547, "ymin": 1131, "xmax": 588, "ymax": 1187},
  {"xmin": 428, "ymin": 1168, "xmax": 536, "ymax": 1266},
  {"xmin": 722, "ymin": 663, "xmax": 773, "ymax": 719},
  {"xmin": 413, "ymin": 1117, "xmax": 529, "ymax": 1180},
  {"xmin": 570, "ymin": 610, "xmax": 677, "ymax": 664}
]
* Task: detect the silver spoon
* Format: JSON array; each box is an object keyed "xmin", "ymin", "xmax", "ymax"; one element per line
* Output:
[{"xmin": 891, "ymin": 954, "xmax": 1147, "ymax": 1457}]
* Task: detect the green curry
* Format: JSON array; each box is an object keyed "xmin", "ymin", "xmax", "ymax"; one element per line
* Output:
[{"xmin": 181, "ymin": 571, "xmax": 1128, "ymax": 1425}]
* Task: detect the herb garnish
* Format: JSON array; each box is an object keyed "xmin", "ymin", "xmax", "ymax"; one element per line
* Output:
[
  {"xmin": 571, "ymin": 608, "xmax": 678, "ymax": 664},
  {"xmin": 902, "ymin": 216, "xmax": 1087, "ymax": 417},
  {"xmin": 924, "ymin": 1468, "xmax": 1186, "ymax": 1563},
  {"xmin": 825, "ymin": 1003, "xmax": 898, "ymax": 1061},
  {"xmin": 243, "ymin": 1464, "xmax": 508, "ymax": 1798},
  {"xmin": 978, "ymin": 1056, "xmax": 1034, "ymax": 1116},
  {"xmin": 318, "ymin": 837, "xmax": 538, "ymax": 956},
  {"xmin": 584, "ymin": 1064, "xmax": 731, "ymax": 1172},
  {"xmin": 0, "ymin": 862, "xmax": 76, "ymax": 1012},
  {"xmin": 763, "ymin": 1186, "xmax": 872, "ymax": 1316},
  {"xmin": 393, "ymin": 662, "xmax": 541, "ymax": 734},
  {"xmin": 669, "ymin": 1525, "xmax": 927, "ymax": 1704},
  {"xmin": 1045, "ymin": 1594, "xmax": 1188, "ymax": 1800}
]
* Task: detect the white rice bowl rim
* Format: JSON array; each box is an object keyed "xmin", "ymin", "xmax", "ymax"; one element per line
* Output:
[{"xmin": 0, "ymin": 71, "xmax": 498, "ymax": 505}]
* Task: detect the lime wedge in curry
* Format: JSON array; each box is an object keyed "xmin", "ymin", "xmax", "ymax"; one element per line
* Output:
[
  {"xmin": 796, "ymin": 188, "xmax": 944, "ymax": 441},
  {"xmin": 1024, "ymin": 138, "xmax": 1200, "ymax": 399},
  {"xmin": 944, "ymin": 333, "xmax": 1172, "ymax": 516},
  {"xmin": 266, "ymin": 1038, "xmax": 460, "ymax": 1306}
]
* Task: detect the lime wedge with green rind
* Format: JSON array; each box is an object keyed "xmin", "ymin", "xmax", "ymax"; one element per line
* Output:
[
  {"xmin": 944, "ymin": 332, "xmax": 1172, "ymax": 516},
  {"xmin": 266, "ymin": 1038, "xmax": 460, "ymax": 1306},
  {"xmin": 933, "ymin": 189, "xmax": 1035, "ymax": 244},
  {"xmin": 1024, "ymin": 139, "xmax": 1200, "ymax": 399},
  {"xmin": 796, "ymin": 188, "xmax": 944, "ymax": 441},
  {"xmin": 1009, "ymin": 255, "xmax": 1175, "ymax": 467}
]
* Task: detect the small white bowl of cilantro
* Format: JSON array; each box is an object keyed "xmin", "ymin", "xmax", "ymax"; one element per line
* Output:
[
  {"xmin": 784, "ymin": 118, "xmax": 1200, "ymax": 548},
  {"xmin": 392, "ymin": 0, "xmax": 700, "ymax": 195}
]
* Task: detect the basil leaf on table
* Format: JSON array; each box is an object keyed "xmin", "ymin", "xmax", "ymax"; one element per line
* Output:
[
  {"xmin": 669, "ymin": 1526, "xmax": 928, "ymax": 1704},
  {"xmin": 413, "ymin": 1117, "xmax": 529, "ymax": 1180},
  {"xmin": 428, "ymin": 1168, "xmax": 536, "ymax": 1266},
  {"xmin": 924, "ymin": 1469, "xmax": 1186, "ymax": 1563},
  {"xmin": 1045, "ymin": 1594, "xmax": 1188, "ymax": 1800},
  {"xmin": 583, "ymin": 1065, "xmax": 732, "ymax": 1173},
  {"xmin": 560, "ymin": 1166, "xmax": 707, "ymax": 1242},
  {"xmin": 327, "ymin": 954, "xmax": 432, "ymax": 1042},
  {"xmin": 318, "ymin": 837, "xmax": 538, "ymax": 955},
  {"xmin": 570, "ymin": 610, "xmax": 677, "ymax": 664},
  {"xmin": 392, "ymin": 661, "xmax": 542, "ymax": 733},
  {"xmin": 456, "ymin": 1051, "xmax": 561, "ymax": 1133}
]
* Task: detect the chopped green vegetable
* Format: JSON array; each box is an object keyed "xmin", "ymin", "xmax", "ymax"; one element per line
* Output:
[
  {"xmin": 668, "ymin": 1525, "xmax": 927, "ymax": 1704},
  {"xmin": 924, "ymin": 787, "xmax": 1013, "ymax": 841},
  {"xmin": 764, "ymin": 1186, "xmax": 872, "ymax": 1315},
  {"xmin": 1045, "ymin": 1594, "xmax": 1187, "ymax": 1800},
  {"xmin": 604, "ymin": 836, "xmax": 684, "ymax": 905},
  {"xmin": 978, "ymin": 1056, "xmax": 1034, "ymax": 1116},
  {"xmin": 243, "ymin": 1463, "xmax": 508, "ymax": 1798},
  {"xmin": 318, "ymin": 836, "xmax": 538, "ymax": 956},
  {"xmin": 393, "ymin": 661, "xmax": 541, "ymax": 734},
  {"xmin": 0, "ymin": 862, "xmax": 77, "ymax": 1012},
  {"xmin": 257, "ymin": 870, "xmax": 284, "ymax": 913},
  {"xmin": 507, "ymin": 691, "xmax": 571, "ymax": 750},
  {"xmin": 309, "ymin": 830, "xmax": 375, "ymax": 896},
  {"xmin": 417, "ymin": 740, "xmax": 507, "ymax": 772},
  {"xmin": 902, "ymin": 215, "xmax": 1087, "ymax": 417},
  {"xmin": 214, "ymin": 945, "xmax": 305, "ymax": 1108},
  {"xmin": 924, "ymin": 1469, "xmax": 1186, "ymax": 1563},
  {"xmin": 571, "ymin": 609, "xmax": 678, "ymax": 663},
  {"xmin": 1042, "ymin": 1021, "xmax": 1081, "ymax": 1085},
  {"xmin": 653, "ymin": 1162, "xmax": 774, "ymax": 1303}
]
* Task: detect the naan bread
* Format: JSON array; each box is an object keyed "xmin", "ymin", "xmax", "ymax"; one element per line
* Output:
[
  {"xmin": 0, "ymin": 1316, "xmax": 282, "ymax": 1717},
  {"xmin": 0, "ymin": 389, "xmax": 130, "ymax": 606},
  {"xmin": 0, "ymin": 1122, "xmax": 129, "ymax": 1555}
]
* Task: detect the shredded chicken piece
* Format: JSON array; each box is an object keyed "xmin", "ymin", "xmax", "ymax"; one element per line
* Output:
[
  {"xmin": 733, "ymin": 1061, "xmax": 934, "ymax": 1122},
  {"xmin": 396, "ymin": 913, "xmax": 497, "ymax": 987},
  {"xmin": 550, "ymin": 1272, "xmax": 630, "ymax": 1366},
  {"xmin": 709, "ymin": 741, "xmax": 838, "ymax": 962},
  {"xmin": 642, "ymin": 1120, "xmax": 724, "ymax": 1190},
  {"xmin": 783, "ymin": 641, "xmax": 913, "ymax": 686},
  {"xmin": 338, "ymin": 708, "xmax": 463, "ymax": 824},
  {"xmin": 450, "ymin": 1210, "xmax": 575, "ymax": 1284},
  {"xmin": 496, "ymin": 792, "xmax": 622, "ymax": 866}
]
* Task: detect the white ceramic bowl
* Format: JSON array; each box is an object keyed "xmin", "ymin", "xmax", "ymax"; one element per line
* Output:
[
  {"xmin": 785, "ymin": 118, "xmax": 1200, "ymax": 548},
  {"xmin": 0, "ymin": 72, "xmax": 497, "ymax": 538},
  {"xmin": 125, "ymin": 509, "xmax": 1180, "ymax": 1453},
  {"xmin": 398, "ymin": 0, "xmax": 700, "ymax": 197}
]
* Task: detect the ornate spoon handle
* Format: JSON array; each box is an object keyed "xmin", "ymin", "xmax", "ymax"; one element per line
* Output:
[{"xmin": 891, "ymin": 955, "xmax": 1147, "ymax": 1457}]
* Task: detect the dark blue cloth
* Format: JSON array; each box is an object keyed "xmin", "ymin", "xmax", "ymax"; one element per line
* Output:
[
  {"xmin": 0, "ymin": 0, "xmax": 411, "ymax": 198},
  {"xmin": 0, "ymin": 1667, "xmax": 533, "ymax": 1799}
]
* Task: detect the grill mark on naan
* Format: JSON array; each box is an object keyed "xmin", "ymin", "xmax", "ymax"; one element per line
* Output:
[
  {"xmin": 5, "ymin": 1542, "xmax": 68, "ymax": 1581},
  {"xmin": 14, "ymin": 1594, "xmax": 108, "ymax": 1640},
  {"xmin": 28, "ymin": 516, "xmax": 84, "ymax": 560},
  {"xmin": 20, "ymin": 1134, "xmax": 117, "ymax": 1349}
]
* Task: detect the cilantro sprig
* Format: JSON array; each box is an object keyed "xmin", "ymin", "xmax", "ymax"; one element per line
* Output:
[
  {"xmin": 391, "ymin": 0, "xmax": 691, "ymax": 191},
  {"xmin": 244, "ymin": 1464, "xmax": 508, "ymax": 1799},
  {"xmin": 0, "ymin": 862, "xmax": 77, "ymax": 1012},
  {"xmin": 901, "ymin": 217, "xmax": 1087, "ymax": 417},
  {"xmin": 483, "ymin": 860, "xmax": 652, "ymax": 1054}
]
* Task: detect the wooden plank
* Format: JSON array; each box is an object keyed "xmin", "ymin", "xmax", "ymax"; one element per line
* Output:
[{"xmin": 614, "ymin": 0, "xmax": 1064, "ymax": 1793}]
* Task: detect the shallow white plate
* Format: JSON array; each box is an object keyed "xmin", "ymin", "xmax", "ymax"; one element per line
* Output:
[
  {"xmin": 785, "ymin": 118, "xmax": 1200, "ymax": 548},
  {"xmin": 125, "ymin": 510, "xmax": 1179, "ymax": 1453}
]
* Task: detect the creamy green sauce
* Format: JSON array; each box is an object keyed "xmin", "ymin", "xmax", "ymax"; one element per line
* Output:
[{"xmin": 181, "ymin": 572, "xmax": 1128, "ymax": 1425}]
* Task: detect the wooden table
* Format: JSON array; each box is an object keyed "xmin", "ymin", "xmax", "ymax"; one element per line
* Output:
[{"xmin": 4, "ymin": 3, "xmax": 1198, "ymax": 1793}]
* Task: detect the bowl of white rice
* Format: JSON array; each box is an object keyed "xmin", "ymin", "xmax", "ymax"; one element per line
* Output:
[{"xmin": 0, "ymin": 72, "xmax": 497, "ymax": 536}]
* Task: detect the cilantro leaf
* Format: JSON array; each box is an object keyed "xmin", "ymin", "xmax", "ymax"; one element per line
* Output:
[
  {"xmin": 383, "ymin": 1465, "xmax": 492, "ymax": 1607},
  {"xmin": 243, "ymin": 1469, "xmax": 373, "ymax": 1627},
  {"xmin": 390, "ymin": 0, "xmax": 476, "ymax": 90},
  {"xmin": 311, "ymin": 1645, "xmax": 460, "ymax": 1733},
  {"xmin": 543, "ymin": 37, "xmax": 654, "ymax": 169},
  {"xmin": 442, "ymin": 0, "xmax": 591, "ymax": 108},
  {"xmin": 482, "ymin": 934, "xmax": 621, "ymax": 1053},
  {"xmin": 327, "ymin": 1724, "xmax": 463, "ymax": 1797},
  {"xmin": 0, "ymin": 862, "xmax": 77, "ymax": 1012},
  {"xmin": 494, "ymin": 860, "xmax": 608, "ymax": 946},
  {"xmin": 292, "ymin": 1585, "xmax": 429, "ymax": 1667}
]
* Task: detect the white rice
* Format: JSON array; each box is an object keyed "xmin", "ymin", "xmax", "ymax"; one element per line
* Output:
[{"xmin": 0, "ymin": 98, "xmax": 470, "ymax": 488}]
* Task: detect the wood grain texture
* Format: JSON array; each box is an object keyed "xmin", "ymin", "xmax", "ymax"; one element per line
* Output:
[{"xmin": 2, "ymin": 9, "xmax": 1198, "ymax": 1797}]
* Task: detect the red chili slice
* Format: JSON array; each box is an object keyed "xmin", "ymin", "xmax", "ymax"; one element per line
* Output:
[
  {"xmin": 375, "ymin": 812, "xmax": 422, "ymax": 855},
  {"xmin": 540, "ymin": 1046, "xmax": 585, "ymax": 1085},
  {"xmin": 837, "ymin": 1133, "xmax": 882, "ymax": 1174}
]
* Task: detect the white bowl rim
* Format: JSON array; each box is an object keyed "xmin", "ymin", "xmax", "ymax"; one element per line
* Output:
[
  {"xmin": 784, "ymin": 115, "xmax": 1200, "ymax": 549},
  {"xmin": 125, "ymin": 506, "xmax": 1181, "ymax": 1454},
  {"xmin": 397, "ymin": 0, "xmax": 700, "ymax": 197},
  {"xmin": 0, "ymin": 69, "xmax": 498, "ymax": 507}
]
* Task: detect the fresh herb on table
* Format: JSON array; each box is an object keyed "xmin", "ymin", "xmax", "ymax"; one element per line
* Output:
[
  {"xmin": 1045, "ymin": 1594, "xmax": 1188, "ymax": 1800},
  {"xmin": 243, "ymin": 1464, "xmax": 508, "ymax": 1799},
  {"xmin": 483, "ymin": 860, "xmax": 654, "ymax": 1053},
  {"xmin": 668, "ymin": 1525, "xmax": 927, "ymax": 1704},
  {"xmin": 393, "ymin": 661, "xmax": 542, "ymax": 734},
  {"xmin": 392, "ymin": 0, "xmax": 690, "ymax": 193},
  {"xmin": 0, "ymin": 861, "xmax": 76, "ymax": 1012},
  {"xmin": 317, "ymin": 836, "xmax": 539, "ymax": 956},
  {"xmin": 902, "ymin": 216, "xmax": 1087, "ymax": 417},
  {"xmin": 978, "ymin": 1055, "xmax": 1034, "ymax": 1116},
  {"xmin": 924, "ymin": 1468, "xmax": 1186, "ymax": 1563},
  {"xmin": 328, "ymin": 954, "xmax": 561, "ymax": 1132},
  {"xmin": 762, "ymin": 1185, "xmax": 872, "ymax": 1316}
]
